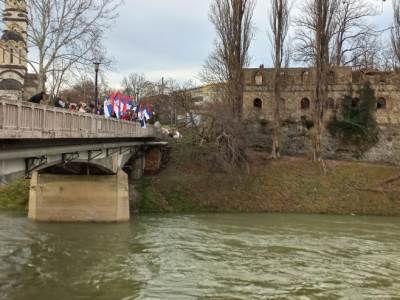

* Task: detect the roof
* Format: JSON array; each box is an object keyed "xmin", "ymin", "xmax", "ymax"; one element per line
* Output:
[
  {"xmin": 1, "ymin": 30, "xmax": 24, "ymax": 43},
  {"xmin": 0, "ymin": 78, "xmax": 23, "ymax": 90}
]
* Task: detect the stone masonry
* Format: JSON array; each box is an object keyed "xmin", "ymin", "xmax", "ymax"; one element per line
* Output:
[{"xmin": 242, "ymin": 66, "xmax": 400, "ymax": 165}]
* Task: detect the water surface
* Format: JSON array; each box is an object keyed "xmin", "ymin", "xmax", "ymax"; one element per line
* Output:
[{"xmin": 0, "ymin": 212, "xmax": 399, "ymax": 299}]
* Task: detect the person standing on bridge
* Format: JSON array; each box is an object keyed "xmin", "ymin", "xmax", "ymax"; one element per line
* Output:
[
  {"xmin": 54, "ymin": 96, "xmax": 66, "ymax": 109},
  {"xmin": 28, "ymin": 91, "xmax": 45, "ymax": 104}
]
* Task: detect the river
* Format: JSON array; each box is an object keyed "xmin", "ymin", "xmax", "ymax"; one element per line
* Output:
[{"xmin": 0, "ymin": 212, "xmax": 399, "ymax": 300}]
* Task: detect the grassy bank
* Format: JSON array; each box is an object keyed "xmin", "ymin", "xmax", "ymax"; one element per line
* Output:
[
  {"xmin": 137, "ymin": 138, "xmax": 400, "ymax": 216},
  {"xmin": 0, "ymin": 179, "xmax": 29, "ymax": 211},
  {"xmin": 1, "ymin": 140, "xmax": 399, "ymax": 216}
]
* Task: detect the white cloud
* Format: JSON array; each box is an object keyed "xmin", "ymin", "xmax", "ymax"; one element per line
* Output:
[{"xmin": 26, "ymin": 0, "xmax": 394, "ymax": 89}]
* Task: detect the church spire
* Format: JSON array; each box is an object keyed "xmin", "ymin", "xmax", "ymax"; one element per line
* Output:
[{"xmin": 0, "ymin": 0, "xmax": 28, "ymax": 91}]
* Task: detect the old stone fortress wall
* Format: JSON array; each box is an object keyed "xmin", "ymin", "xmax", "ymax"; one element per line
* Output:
[{"xmin": 242, "ymin": 66, "xmax": 400, "ymax": 165}]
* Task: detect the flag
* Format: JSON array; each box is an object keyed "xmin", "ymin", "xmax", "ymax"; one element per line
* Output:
[
  {"xmin": 123, "ymin": 95, "xmax": 128, "ymax": 113},
  {"xmin": 104, "ymin": 97, "xmax": 111, "ymax": 118},
  {"xmin": 110, "ymin": 92, "xmax": 116, "ymax": 116}
]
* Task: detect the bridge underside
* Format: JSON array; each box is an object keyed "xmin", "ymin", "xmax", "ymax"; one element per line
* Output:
[
  {"xmin": 0, "ymin": 138, "xmax": 165, "ymax": 183},
  {"xmin": 1, "ymin": 138, "xmax": 166, "ymax": 222},
  {"xmin": 0, "ymin": 99, "xmax": 167, "ymax": 222}
]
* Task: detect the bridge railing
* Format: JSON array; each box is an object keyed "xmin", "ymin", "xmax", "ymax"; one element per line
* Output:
[{"xmin": 0, "ymin": 99, "xmax": 160, "ymax": 139}]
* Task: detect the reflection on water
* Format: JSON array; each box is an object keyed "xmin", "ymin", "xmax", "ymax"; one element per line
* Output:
[{"xmin": 0, "ymin": 212, "xmax": 399, "ymax": 300}]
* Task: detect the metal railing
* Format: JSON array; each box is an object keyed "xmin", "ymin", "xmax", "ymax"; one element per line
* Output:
[{"xmin": 0, "ymin": 99, "xmax": 159, "ymax": 139}]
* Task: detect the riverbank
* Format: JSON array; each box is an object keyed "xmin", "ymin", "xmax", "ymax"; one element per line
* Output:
[
  {"xmin": 1, "ymin": 140, "xmax": 399, "ymax": 216},
  {"xmin": 137, "ymin": 138, "xmax": 400, "ymax": 216},
  {"xmin": 0, "ymin": 179, "xmax": 29, "ymax": 211}
]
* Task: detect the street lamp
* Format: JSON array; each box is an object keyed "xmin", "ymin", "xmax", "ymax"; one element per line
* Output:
[
  {"xmin": 135, "ymin": 89, "xmax": 140, "ymax": 103},
  {"xmin": 94, "ymin": 62, "xmax": 101, "ymax": 110}
]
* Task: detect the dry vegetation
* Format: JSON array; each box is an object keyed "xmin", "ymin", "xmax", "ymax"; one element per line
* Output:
[{"xmin": 137, "ymin": 137, "xmax": 400, "ymax": 216}]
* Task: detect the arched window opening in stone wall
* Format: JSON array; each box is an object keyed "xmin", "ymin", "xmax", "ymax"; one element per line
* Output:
[
  {"xmin": 301, "ymin": 98, "xmax": 310, "ymax": 110},
  {"xmin": 352, "ymin": 97, "xmax": 360, "ymax": 108},
  {"xmin": 10, "ymin": 48, "xmax": 13, "ymax": 64},
  {"xmin": 253, "ymin": 98, "xmax": 262, "ymax": 109},
  {"xmin": 377, "ymin": 97, "xmax": 386, "ymax": 110}
]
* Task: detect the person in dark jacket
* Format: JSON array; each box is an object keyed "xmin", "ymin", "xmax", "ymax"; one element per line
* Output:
[
  {"xmin": 29, "ymin": 91, "xmax": 45, "ymax": 104},
  {"xmin": 54, "ymin": 96, "xmax": 66, "ymax": 108}
]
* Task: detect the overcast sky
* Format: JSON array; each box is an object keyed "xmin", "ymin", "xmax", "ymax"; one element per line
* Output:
[{"xmin": 104, "ymin": 0, "xmax": 393, "ymax": 88}]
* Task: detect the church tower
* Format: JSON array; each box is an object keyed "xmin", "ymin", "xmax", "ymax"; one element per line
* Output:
[{"xmin": 0, "ymin": 0, "xmax": 28, "ymax": 91}]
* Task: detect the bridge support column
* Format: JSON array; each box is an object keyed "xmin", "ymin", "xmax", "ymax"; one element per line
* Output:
[{"xmin": 28, "ymin": 169, "xmax": 130, "ymax": 222}]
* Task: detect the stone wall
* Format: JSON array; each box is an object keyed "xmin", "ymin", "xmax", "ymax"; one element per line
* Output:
[
  {"xmin": 145, "ymin": 148, "xmax": 162, "ymax": 175},
  {"xmin": 243, "ymin": 66, "xmax": 400, "ymax": 125},
  {"xmin": 246, "ymin": 119, "xmax": 400, "ymax": 165},
  {"xmin": 243, "ymin": 66, "xmax": 400, "ymax": 165}
]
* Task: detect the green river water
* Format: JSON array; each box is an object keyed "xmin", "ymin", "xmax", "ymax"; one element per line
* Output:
[{"xmin": 0, "ymin": 212, "xmax": 399, "ymax": 299}]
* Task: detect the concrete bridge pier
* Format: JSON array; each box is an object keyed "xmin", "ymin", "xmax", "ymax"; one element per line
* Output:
[
  {"xmin": 28, "ymin": 169, "xmax": 130, "ymax": 222},
  {"xmin": 27, "ymin": 147, "xmax": 165, "ymax": 222}
]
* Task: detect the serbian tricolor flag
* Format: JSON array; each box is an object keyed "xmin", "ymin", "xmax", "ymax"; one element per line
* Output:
[
  {"xmin": 128, "ymin": 97, "xmax": 134, "ymax": 110},
  {"xmin": 114, "ymin": 93, "xmax": 121, "ymax": 118},
  {"xmin": 110, "ymin": 92, "xmax": 116, "ymax": 116},
  {"xmin": 122, "ymin": 95, "xmax": 129, "ymax": 113},
  {"xmin": 104, "ymin": 96, "xmax": 112, "ymax": 118}
]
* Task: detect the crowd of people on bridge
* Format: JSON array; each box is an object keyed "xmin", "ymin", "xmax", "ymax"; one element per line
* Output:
[
  {"xmin": 102, "ymin": 92, "xmax": 155, "ymax": 128},
  {"xmin": 28, "ymin": 91, "xmax": 156, "ymax": 128}
]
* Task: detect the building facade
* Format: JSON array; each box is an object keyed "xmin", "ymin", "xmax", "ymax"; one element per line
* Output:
[
  {"xmin": 0, "ymin": 0, "xmax": 38, "ymax": 99},
  {"xmin": 242, "ymin": 66, "xmax": 400, "ymax": 165},
  {"xmin": 243, "ymin": 66, "xmax": 400, "ymax": 125}
]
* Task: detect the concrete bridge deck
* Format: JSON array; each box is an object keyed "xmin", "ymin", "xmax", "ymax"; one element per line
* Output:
[
  {"xmin": 0, "ymin": 98, "xmax": 158, "ymax": 139},
  {"xmin": 0, "ymin": 99, "xmax": 165, "ymax": 179},
  {"xmin": 0, "ymin": 99, "xmax": 167, "ymax": 222}
]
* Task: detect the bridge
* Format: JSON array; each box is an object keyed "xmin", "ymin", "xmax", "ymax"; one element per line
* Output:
[{"xmin": 0, "ymin": 98, "xmax": 167, "ymax": 223}]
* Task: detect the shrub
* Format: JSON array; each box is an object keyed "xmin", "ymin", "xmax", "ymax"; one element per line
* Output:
[{"xmin": 328, "ymin": 81, "xmax": 379, "ymax": 152}]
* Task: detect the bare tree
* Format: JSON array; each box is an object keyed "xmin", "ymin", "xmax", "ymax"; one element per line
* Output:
[
  {"xmin": 351, "ymin": 33, "xmax": 384, "ymax": 70},
  {"xmin": 294, "ymin": 0, "xmax": 338, "ymax": 65},
  {"xmin": 268, "ymin": 0, "xmax": 290, "ymax": 159},
  {"xmin": 332, "ymin": 0, "xmax": 378, "ymax": 66},
  {"xmin": 121, "ymin": 73, "xmax": 155, "ymax": 97},
  {"xmin": 295, "ymin": 0, "xmax": 339, "ymax": 160},
  {"xmin": 61, "ymin": 77, "xmax": 95, "ymax": 104},
  {"xmin": 200, "ymin": 0, "xmax": 256, "ymax": 169},
  {"xmin": 298, "ymin": 0, "xmax": 339, "ymax": 161},
  {"xmin": 392, "ymin": 0, "xmax": 400, "ymax": 67},
  {"xmin": 202, "ymin": 0, "xmax": 255, "ymax": 119},
  {"xmin": 313, "ymin": 0, "xmax": 340, "ymax": 161},
  {"xmin": 27, "ymin": 0, "xmax": 120, "ymax": 95}
]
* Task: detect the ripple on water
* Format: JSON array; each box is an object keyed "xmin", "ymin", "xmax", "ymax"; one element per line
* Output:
[{"xmin": 0, "ymin": 213, "xmax": 400, "ymax": 299}]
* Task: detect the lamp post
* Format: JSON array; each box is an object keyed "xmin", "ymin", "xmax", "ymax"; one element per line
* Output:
[
  {"xmin": 135, "ymin": 89, "xmax": 140, "ymax": 103},
  {"xmin": 94, "ymin": 62, "xmax": 101, "ymax": 110}
]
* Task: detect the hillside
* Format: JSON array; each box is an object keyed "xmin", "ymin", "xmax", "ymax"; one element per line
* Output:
[{"xmin": 137, "ymin": 138, "xmax": 400, "ymax": 216}]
